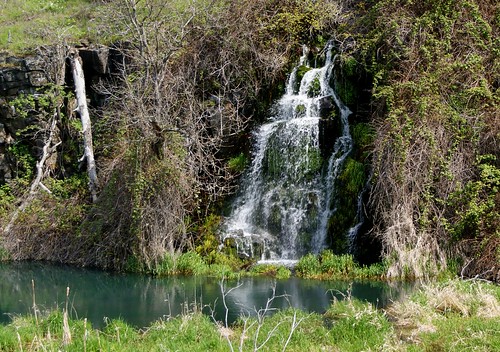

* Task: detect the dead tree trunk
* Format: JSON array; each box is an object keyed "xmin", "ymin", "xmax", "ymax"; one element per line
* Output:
[{"xmin": 68, "ymin": 49, "xmax": 99, "ymax": 202}]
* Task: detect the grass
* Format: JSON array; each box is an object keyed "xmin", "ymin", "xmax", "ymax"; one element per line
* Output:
[
  {"xmin": 149, "ymin": 250, "xmax": 384, "ymax": 281},
  {"xmin": 1, "ymin": 279, "xmax": 497, "ymax": 351},
  {"xmin": 386, "ymin": 279, "xmax": 500, "ymax": 351},
  {"xmin": 0, "ymin": 0, "xmax": 100, "ymax": 54},
  {"xmin": 295, "ymin": 250, "xmax": 387, "ymax": 280}
]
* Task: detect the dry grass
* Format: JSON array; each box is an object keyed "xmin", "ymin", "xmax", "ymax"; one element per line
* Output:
[{"xmin": 386, "ymin": 279, "xmax": 500, "ymax": 344}]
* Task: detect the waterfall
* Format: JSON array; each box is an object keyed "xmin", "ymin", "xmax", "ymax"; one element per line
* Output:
[{"xmin": 222, "ymin": 43, "xmax": 354, "ymax": 263}]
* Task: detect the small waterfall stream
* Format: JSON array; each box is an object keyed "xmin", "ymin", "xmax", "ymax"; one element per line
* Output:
[{"xmin": 222, "ymin": 44, "xmax": 355, "ymax": 262}]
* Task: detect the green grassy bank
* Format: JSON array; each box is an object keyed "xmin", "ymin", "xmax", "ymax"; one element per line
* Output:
[
  {"xmin": 0, "ymin": 279, "xmax": 498, "ymax": 351},
  {"xmin": 127, "ymin": 250, "xmax": 388, "ymax": 281}
]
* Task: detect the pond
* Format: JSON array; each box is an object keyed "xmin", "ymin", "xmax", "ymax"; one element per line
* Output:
[{"xmin": 0, "ymin": 261, "xmax": 413, "ymax": 329}]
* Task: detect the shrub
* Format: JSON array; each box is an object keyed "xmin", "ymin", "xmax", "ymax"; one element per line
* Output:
[
  {"xmin": 176, "ymin": 251, "xmax": 209, "ymax": 275},
  {"xmin": 295, "ymin": 253, "xmax": 321, "ymax": 277},
  {"xmin": 320, "ymin": 251, "xmax": 356, "ymax": 277}
]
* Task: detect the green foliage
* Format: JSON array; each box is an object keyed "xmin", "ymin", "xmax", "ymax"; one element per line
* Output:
[
  {"xmin": 338, "ymin": 158, "xmax": 365, "ymax": 195},
  {"xmin": 335, "ymin": 56, "xmax": 360, "ymax": 106},
  {"xmin": 341, "ymin": 56, "xmax": 358, "ymax": 77},
  {"xmin": 176, "ymin": 251, "xmax": 209, "ymax": 276},
  {"xmin": 0, "ymin": 246, "xmax": 10, "ymax": 261},
  {"xmin": 208, "ymin": 263, "xmax": 239, "ymax": 279},
  {"xmin": 295, "ymin": 253, "xmax": 321, "ymax": 277},
  {"xmin": 320, "ymin": 250, "xmax": 356, "ymax": 276},
  {"xmin": 307, "ymin": 77, "xmax": 321, "ymax": 97},
  {"xmin": 7, "ymin": 143, "xmax": 35, "ymax": 181},
  {"xmin": 125, "ymin": 254, "xmax": 145, "ymax": 274},
  {"xmin": 296, "ymin": 251, "xmax": 386, "ymax": 280},
  {"xmin": 250, "ymin": 264, "xmax": 291, "ymax": 279},
  {"xmin": 328, "ymin": 158, "xmax": 366, "ymax": 252},
  {"xmin": 351, "ymin": 123, "xmax": 375, "ymax": 150},
  {"xmin": 9, "ymin": 93, "xmax": 37, "ymax": 119},
  {"xmin": 43, "ymin": 174, "xmax": 88, "ymax": 199},
  {"xmin": 335, "ymin": 79, "xmax": 357, "ymax": 106},
  {"xmin": 266, "ymin": 0, "xmax": 340, "ymax": 44},
  {"xmin": 0, "ymin": 184, "xmax": 15, "ymax": 220},
  {"xmin": 296, "ymin": 65, "xmax": 311, "ymax": 84},
  {"xmin": 227, "ymin": 153, "xmax": 247, "ymax": 173},
  {"xmin": 295, "ymin": 104, "xmax": 306, "ymax": 116},
  {"xmin": 339, "ymin": 0, "xmax": 500, "ymax": 278},
  {"xmin": 154, "ymin": 254, "xmax": 177, "ymax": 276},
  {"xmin": 155, "ymin": 250, "xmax": 246, "ymax": 278},
  {"xmin": 445, "ymin": 155, "xmax": 500, "ymax": 239},
  {"xmin": 195, "ymin": 214, "xmax": 223, "ymax": 261}
]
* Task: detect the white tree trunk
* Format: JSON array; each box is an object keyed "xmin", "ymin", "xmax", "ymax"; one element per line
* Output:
[{"xmin": 69, "ymin": 49, "xmax": 99, "ymax": 202}]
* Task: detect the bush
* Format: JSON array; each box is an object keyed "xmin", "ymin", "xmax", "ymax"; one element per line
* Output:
[
  {"xmin": 176, "ymin": 251, "xmax": 209, "ymax": 275},
  {"xmin": 320, "ymin": 251, "xmax": 356, "ymax": 277},
  {"xmin": 295, "ymin": 253, "xmax": 321, "ymax": 277}
]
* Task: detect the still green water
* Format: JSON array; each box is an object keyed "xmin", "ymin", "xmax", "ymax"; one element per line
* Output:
[{"xmin": 0, "ymin": 261, "xmax": 412, "ymax": 328}]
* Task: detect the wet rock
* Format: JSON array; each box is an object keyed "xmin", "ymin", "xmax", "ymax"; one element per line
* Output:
[{"xmin": 318, "ymin": 96, "xmax": 342, "ymax": 158}]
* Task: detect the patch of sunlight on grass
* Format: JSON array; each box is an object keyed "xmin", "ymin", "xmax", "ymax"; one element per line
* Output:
[{"xmin": 0, "ymin": 0, "xmax": 101, "ymax": 54}]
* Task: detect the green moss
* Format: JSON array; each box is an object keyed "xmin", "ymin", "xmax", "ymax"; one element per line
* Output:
[
  {"xmin": 327, "ymin": 157, "xmax": 367, "ymax": 251},
  {"xmin": 352, "ymin": 123, "xmax": 375, "ymax": 150},
  {"xmin": 227, "ymin": 153, "xmax": 248, "ymax": 173},
  {"xmin": 336, "ymin": 79, "xmax": 357, "ymax": 107},
  {"xmin": 339, "ymin": 158, "xmax": 365, "ymax": 195},
  {"xmin": 296, "ymin": 65, "xmax": 311, "ymax": 82},
  {"xmin": 342, "ymin": 56, "xmax": 358, "ymax": 77},
  {"xmin": 307, "ymin": 77, "xmax": 321, "ymax": 97},
  {"xmin": 295, "ymin": 103, "xmax": 306, "ymax": 117}
]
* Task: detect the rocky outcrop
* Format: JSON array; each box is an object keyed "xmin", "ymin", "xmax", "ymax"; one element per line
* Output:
[
  {"xmin": 0, "ymin": 54, "xmax": 50, "ymax": 97},
  {"xmin": 0, "ymin": 46, "xmax": 118, "ymax": 184}
]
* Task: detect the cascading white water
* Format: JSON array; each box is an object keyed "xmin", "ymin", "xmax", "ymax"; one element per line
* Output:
[{"xmin": 222, "ymin": 43, "xmax": 353, "ymax": 263}]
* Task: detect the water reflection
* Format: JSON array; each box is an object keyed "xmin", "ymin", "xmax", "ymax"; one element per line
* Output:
[{"xmin": 0, "ymin": 262, "xmax": 412, "ymax": 328}]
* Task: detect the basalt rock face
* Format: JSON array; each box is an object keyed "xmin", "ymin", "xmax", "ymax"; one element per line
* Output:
[
  {"xmin": 0, "ymin": 55, "xmax": 49, "ymax": 96},
  {"xmin": 0, "ymin": 46, "xmax": 119, "ymax": 184}
]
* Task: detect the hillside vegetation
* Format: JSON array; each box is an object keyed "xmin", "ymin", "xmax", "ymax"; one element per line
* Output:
[
  {"xmin": 0, "ymin": 0, "xmax": 100, "ymax": 53},
  {"xmin": 356, "ymin": 0, "xmax": 499, "ymax": 280},
  {"xmin": 0, "ymin": 0, "xmax": 498, "ymax": 281}
]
